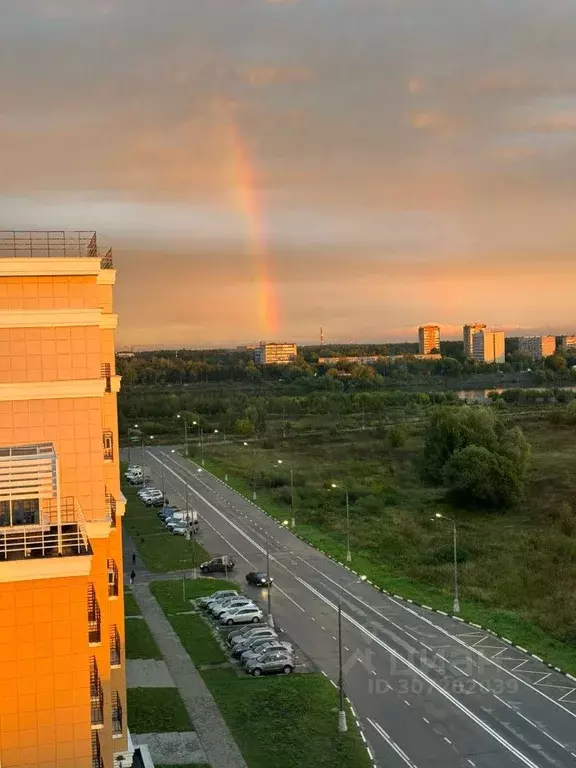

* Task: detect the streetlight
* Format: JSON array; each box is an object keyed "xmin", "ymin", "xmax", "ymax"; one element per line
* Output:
[
  {"xmin": 432, "ymin": 513, "xmax": 460, "ymax": 614},
  {"xmin": 338, "ymin": 575, "xmax": 367, "ymax": 733},
  {"xmin": 176, "ymin": 413, "xmax": 189, "ymax": 457},
  {"xmin": 265, "ymin": 534, "xmax": 273, "ymax": 628},
  {"xmin": 244, "ymin": 442, "xmax": 257, "ymax": 500},
  {"xmin": 330, "ymin": 483, "xmax": 352, "ymax": 563},
  {"xmin": 276, "ymin": 460, "xmax": 295, "ymax": 528}
]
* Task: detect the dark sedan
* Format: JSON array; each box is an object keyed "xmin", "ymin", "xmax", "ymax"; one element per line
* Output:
[{"xmin": 246, "ymin": 571, "xmax": 273, "ymax": 587}]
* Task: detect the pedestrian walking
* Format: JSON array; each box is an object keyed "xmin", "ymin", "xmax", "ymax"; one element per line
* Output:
[
  {"xmin": 132, "ymin": 552, "xmax": 136, "ymax": 566},
  {"xmin": 129, "ymin": 570, "xmax": 136, "ymax": 585}
]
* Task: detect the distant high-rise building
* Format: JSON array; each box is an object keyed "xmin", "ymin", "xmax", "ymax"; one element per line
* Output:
[
  {"xmin": 418, "ymin": 325, "xmax": 440, "ymax": 356},
  {"xmin": 463, "ymin": 323, "xmax": 487, "ymax": 358},
  {"xmin": 255, "ymin": 341, "xmax": 298, "ymax": 365},
  {"xmin": 518, "ymin": 335, "xmax": 556, "ymax": 360},
  {"xmin": 560, "ymin": 335, "xmax": 576, "ymax": 350},
  {"xmin": 473, "ymin": 330, "xmax": 505, "ymax": 363}
]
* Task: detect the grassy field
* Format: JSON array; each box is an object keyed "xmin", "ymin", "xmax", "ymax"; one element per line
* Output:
[
  {"xmin": 127, "ymin": 687, "xmax": 191, "ymax": 733},
  {"xmin": 151, "ymin": 579, "xmax": 232, "ymax": 667},
  {"xmin": 151, "ymin": 579, "xmax": 371, "ymax": 768},
  {"xmin": 123, "ymin": 482, "xmax": 210, "ymax": 571},
  {"xmin": 185, "ymin": 410, "xmax": 576, "ymax": 672},
  {"xmin": 125, "ymin": 615, "xmax": 163, "ymax": 660},
  {"xmin": 124, "ymin": 588, "xmax": 142, "ymax": 616}
]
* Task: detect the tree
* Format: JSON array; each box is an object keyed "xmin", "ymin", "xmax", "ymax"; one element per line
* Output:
[
  {"xmin": 387, "ymin": 425, "xmax": 407, "ymax": 448},
  {"xmin": 422, "ymin": 406, "xmax": 530, "ymax": 509},
  {"xmin": 233, "ymin": 417, "xmax": 255, "ymax": 436}
]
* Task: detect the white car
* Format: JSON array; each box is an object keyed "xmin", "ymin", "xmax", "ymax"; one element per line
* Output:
[
  {"xmin": 211, "ymin": 597, "xmax": 255, "ymax": 618},
  {"xmin": 139, "ymin": 489, "xmax": 162, "ymax": 502},
  {"xmin": 241, "ymin": 641, "xmax": 294, "ymax": 665},
  {"xmin": 220, "ymin": 605, "xmax": 264, "ymax": 626},
  {"xmin": 230, "ymin": 626, "xmax": 277, "ymax": 647},
  {"xmin": 125, "ymin": 465, "xmax": 141, "ymax": 477},
  {"xmin": 199, "ymin": 590, "xmax": 239, "ymax": 609}
]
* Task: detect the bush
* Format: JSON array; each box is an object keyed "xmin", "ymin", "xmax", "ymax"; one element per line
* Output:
[{"xmin": 388, "ymin": 425, "xmax": 407, "ymax": 448}]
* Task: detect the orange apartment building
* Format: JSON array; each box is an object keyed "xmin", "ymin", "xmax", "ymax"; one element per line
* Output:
[{"xmin": 0, "ymin": 231, "xmax": 131, "ymax": 768}]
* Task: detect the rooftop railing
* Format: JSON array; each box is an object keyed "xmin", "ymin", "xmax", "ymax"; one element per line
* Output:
[{"xmin": 0, "ymin": 230, "xmax": 114, "ymax": 268}]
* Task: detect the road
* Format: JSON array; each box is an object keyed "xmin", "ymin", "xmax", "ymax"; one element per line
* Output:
[{"xmin": 140, "ymin": 447, "xmax": 576, "ymax": 768}]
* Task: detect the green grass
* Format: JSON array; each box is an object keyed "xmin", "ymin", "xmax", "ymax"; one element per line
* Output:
[
  {"xmin": 201, "ymin": 668, "xmax": 371, "ymax": 768},
  {"xmin": 157, "ymin": 765, "xmax": 210, "ymax": 768},
  {"xmin": 151, "ymin": 579, "xmax": 232, "ymax": 666},
  {"xmin": 122, "ymin": 482, "xmax": 210, "ymax": 571},
  {"xmin": 127, "ymin": 688, "xmax": 191, "ymax": 733},
  {"xmin": 125, "ymin": 617, "xmax": 163, "ymax": 660},
  {"xmin": 124, "ymin": 588, "xmax": 142, "ymax": 617}
]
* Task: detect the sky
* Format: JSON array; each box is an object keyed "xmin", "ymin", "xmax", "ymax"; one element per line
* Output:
[{"xmin": 2, "ymin": 0, "xmax": 576, "ymax": 348}]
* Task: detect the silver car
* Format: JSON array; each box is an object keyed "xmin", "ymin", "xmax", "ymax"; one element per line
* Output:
[
  {"xmin": 232, "ymin": 632, "xmax": 279, "ymax": 658},
  {"xmin": 200, "ymin": 590, "xmax": 238, "ymax": 609},
  {"xmin": 246, "ymin": 652, "xmax": 295, "ymax": 677},
  {"xmin": 230, "ymin": 627, "xmax": 278, "ymax": 650},
  {"xmin": 241, "ymin": 641, "xmax": 294, "ymax": 665},
  {"xmin": 211, "ymin": 597, "xmax": 255, "ymax": 618}
]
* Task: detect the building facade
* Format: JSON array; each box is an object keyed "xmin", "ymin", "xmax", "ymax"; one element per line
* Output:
[
  {"xmin": 418, "ymin": 325, "xmax": 440, "ymax": 356},
  {"xmin": 560, "ymin": 336, "xmax": 576, "ymax": 350},
  {"xmin": 254, "ymin": 341, "xmax": 297, "ymax": 365},
  {"xmin": 472, "ymin": 330, "xmax": 505, "ymax": 363},
  {"xmin": 0, "ymin": 231, "xmax": 129, "ymax": 768},
  {"xmin": 518, "ymin": 335, "xmax": 556, "ymax": 360},
  {"xmin": 463, "ymin": 323, "xmax": 486, "ymax": 358}
]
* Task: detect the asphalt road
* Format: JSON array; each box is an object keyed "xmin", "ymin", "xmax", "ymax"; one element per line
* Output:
[{"xmin": 139, "ymin": 447, "xmax": 576, "ymax": 768}]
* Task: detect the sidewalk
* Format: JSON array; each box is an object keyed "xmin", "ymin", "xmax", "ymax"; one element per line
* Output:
[{"xmin": 130, "ymin": 581, "xmax": 248, "ymax": 768}]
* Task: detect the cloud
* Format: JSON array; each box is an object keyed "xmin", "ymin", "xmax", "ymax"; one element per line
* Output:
[
  {"xmin": 408, "ymin": 78, "xmax": 426, "ymax": 94},
  {"xmin": 241, "ymin": 65, "xmax": 312, "ymax": 86}
]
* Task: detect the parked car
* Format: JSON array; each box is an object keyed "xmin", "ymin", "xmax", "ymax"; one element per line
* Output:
[
  {"xmin": 220, "ymin": 606, "xmax": 263, "ymax": 625},
  {"xmin": 246, "ymin": 571, "xmax": 273, "ymax": 587},
  {"xmin": 158, "ymin": 506, "xmax": 179, "ymax": 520},
  {"xmin": 240, "ymin": 641, "xmax": 294, "ymax": 664},
  {"xmin": 146, "ymin": 495, "xmax": 166, "ymax": 508},
  {"xmin": 200, "ymin": 556, "xmax": 235, "ymax": 574},
  {"xmin": 245, "ymin": 652, "xmax": 295, "ymax": 677},
  {"xmin": 232, "ymin": 633, "xmax": 281, "ymax": 658},
  {"xmin": 199, "ymin": 590, "xmax": 239, "ymax": 609},
  {"xmin": 227, "ymin": 624, "xmax": 270, "ymax": 644},
  {"xmin": 138, "ymin": 487, "xmax": 160, "ymax": 501},
  {"xmin": 231, "ymin": 627, "xmax": 278, "ymax": 653},
  {"xmin": 125, "ymin": 465, "xmax": 141, "ymax": 478},
  {"xmin": 210, "ymin": 597, "xmax": 255, "ymax": 618}
]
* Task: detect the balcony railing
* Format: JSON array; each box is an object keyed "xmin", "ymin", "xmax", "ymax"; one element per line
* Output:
[
  {"xmin": 105, "ymin": 491, "xmax": 117, "ymax": 528},
  {"xmin": 90, "ymin": 658, "xmax": 104, "ymax": 727},
  {"xmin": 111, "ymin": 691, "xmax": 123, "ymax": 736},
  {"xmin": 101, "ymin": 363, "xmax": 112, "ymax": 393},
  {"xmin": 110, "ymin": 624, "xmax": 121, "ymax": 668},
  {"xmin": 91, "ymin": 732, "xmax": 104, "ymax": 768},
  {"xmin": 88, "ymin": 585, "xmax": 101, "ymax": 644},
  {"xmin": 0, "ymin": 496, "xmax": 91, "ymax": 562},
  {"xmin": 107, "ymin": 559, "xmax": 119, "ymax": 597},
  {"xmin": 103, "ymin": 431, "xmax": 114, "ymax": 462},
  {"xmin": 0, "ymin": 230, "xmax": 98, "ymax": 258}
]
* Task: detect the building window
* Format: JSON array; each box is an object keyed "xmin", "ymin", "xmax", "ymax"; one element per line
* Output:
[
  {"xmin": 101, "ymin": 363, "xmax": 112, "ymax": 393},
  {"xmin": 110, "ymin": 624, "xmax": 121, "ymax": 667},
  {"xmin": 0, "ymin": 498, "xmax": 40, "ymax": 527},
  {"xmin": 107, "ymin": 559, "xmax": 119, "ymax": 597},
  {"xmin": 103, "ymin": 431, "xmax": 114, "ymax": 461},
  {"xmin": 111, "ymin": 691, "xmax": 123, "ymax": 736},
  {"xmin": 88, "ymin": 584, "xmax": 101, "ymax": 644},
  {"xmin": 90, "ymin": 657, "xmax": 104, "ymax": 727}
]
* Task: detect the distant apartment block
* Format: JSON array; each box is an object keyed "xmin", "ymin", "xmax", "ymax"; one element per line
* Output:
[
  {"xmin": 418, "ymin": 325, "xmax": 440, "ymax": 356},
  {"xmin": 463, "ymin": 323, "xmax": 487, "ymax": 358},
  {"xmin": 472, "ymin": 330, "xmax": 505, "ymax": 363},
  {"xmin": 0, "ymin": 231, "xmax": 131, "ymax": 768},
  {"xmin": 560, "ymin": 336, "xmax": 576, "ymax": 350},
  {"xmin": 254, "ymin": 341, "xmax": 297, "ymax": 365},
  {"xmin": 518, "ymin": 335, "xmax": 557, "ymax": 360},
  {"xmin": 318, "ymin": 354, "xmax": 441, "ymax": 365}
]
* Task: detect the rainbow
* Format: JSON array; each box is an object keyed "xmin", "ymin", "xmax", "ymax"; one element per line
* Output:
[{"xmin": 223, "ymin": 116, "xmax": 279, "ymax": 337}]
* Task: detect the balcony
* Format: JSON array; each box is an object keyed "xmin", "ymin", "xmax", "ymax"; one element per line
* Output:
[
  {"xmin": 107, "ymin": 559, "xmax": 119, "ymax": 597},
  {"xmin": 103, "ymin": 431, "xmax": 114, "ymax": 462},
  {"xmin": 110, "ymin": 624, "xmax": 121, "ymax": 668},
  {"xmin": 105, "ymin": 491, "xmax": 117, "ymax": 528},
  {"xmin": 88, "ymin": 584, "xmax": 102, "ymax": 644},
  {"xmin": 91, "ymin": 732, "xmax": 104, "ymax": 768},
  {"xmin": 90, "ymin": 657, "xmax": 104, "ymax": 728},
  {"xmin": 0, "ymin": 443, "xmax": 91, "ymax": 564},
  {"xmin": 0, "ymin": 230, "xmax": 114, "ymax": 270},
  {"xmin": 101, "ymin": 363, "xmax": 112, "ymax": 393},
  {"xmin": 112, "ymin": 691, "xmax": 123, "ymax": 736}
]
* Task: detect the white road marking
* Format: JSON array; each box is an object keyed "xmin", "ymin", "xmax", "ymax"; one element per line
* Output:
[{"xmin": 367, "ymin": 719, "xmax": 419, "ymax": 767}]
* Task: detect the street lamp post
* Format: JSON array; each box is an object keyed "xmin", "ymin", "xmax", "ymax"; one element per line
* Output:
[
  {"xmin": 266, "ymin": 534, "xmax": 273, "ymax": 628},
  {"xmin": 277, "ymin": 460, "xmax": 295, "ymax": 528},
  {"xmin": 330, "ymin": 483, "xmax": 352, "ymax": 563},
  {"xmin": 337, "ymin": 575, "xmax": 367, "ymax": 733},
  {"xmin": 244, "ymin": 442, "xmax": 257, "ymax": 500},
  {"xmin": 433, "ymin": 513, "xmax": 460, "ymax": 613}
]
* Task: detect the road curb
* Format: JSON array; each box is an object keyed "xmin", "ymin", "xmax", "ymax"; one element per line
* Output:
[{"xmin": 196, "ymin": 463, "xmax": 576, "ymax": 686}]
